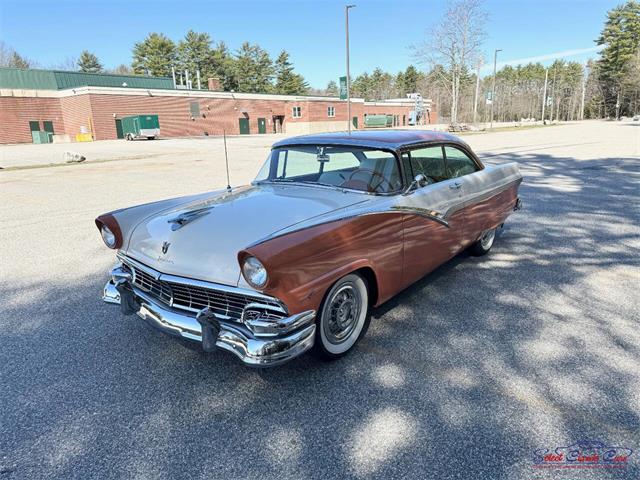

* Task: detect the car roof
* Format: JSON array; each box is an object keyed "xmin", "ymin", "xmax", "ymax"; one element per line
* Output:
[{"xmin": 271, "ymin": 129, "xmax": 468, "ymax": 151}]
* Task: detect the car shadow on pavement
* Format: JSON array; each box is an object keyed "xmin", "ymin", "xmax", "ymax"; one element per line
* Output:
[{"xmin": 1, "ymin": 152, "xmax": 639, "ymax": 479}]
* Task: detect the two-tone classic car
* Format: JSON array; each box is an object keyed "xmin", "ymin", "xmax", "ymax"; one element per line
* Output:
[{"xmin": 97, "ymin": 130, "xmax": 522, "ymax": 366}]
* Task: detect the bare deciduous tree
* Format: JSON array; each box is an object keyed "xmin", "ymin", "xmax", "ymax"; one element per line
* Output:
[{"xmin": 414, "ymin": 0, "xmax": 487, "ymax": 124}]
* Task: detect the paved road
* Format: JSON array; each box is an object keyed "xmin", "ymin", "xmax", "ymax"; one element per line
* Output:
[{"xmin": 1, "ymin": 121, "xmax": 639, "ymax": 479}]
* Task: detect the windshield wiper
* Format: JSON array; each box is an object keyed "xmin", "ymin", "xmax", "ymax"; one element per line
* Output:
[{"xmin": 297, "ymin": 181, "xmax": 338, "ymax": 188}]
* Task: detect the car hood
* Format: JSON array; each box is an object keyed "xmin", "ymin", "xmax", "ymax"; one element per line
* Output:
[{"xmin": 124, "ymin": 184, "xmax": 370, "ymax": 286}]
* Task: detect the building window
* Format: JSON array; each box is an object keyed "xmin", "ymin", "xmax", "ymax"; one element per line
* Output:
[
  {"xmin": 327, "ymin": 106, "xmax": 335, "ymax": 117},
  {"xmin": 292, "ymin": 106, "xmax": 301, "ymax": 118}
]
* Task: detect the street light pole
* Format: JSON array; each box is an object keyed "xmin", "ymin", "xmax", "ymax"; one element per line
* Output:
[
  {"xmin": 490, "ymin": 49, "xmax": 501, "ymax": 129},
  {"xmin": 473, "ymin": 59, "xmax": 482, "ymax": 125},
  {"xmin": 541, "ymin": 67, "xmax": 548, "ymax": 124},
  {"xmin": 346, "ymin": 4, "xmax": 356, "ymax": 134}
]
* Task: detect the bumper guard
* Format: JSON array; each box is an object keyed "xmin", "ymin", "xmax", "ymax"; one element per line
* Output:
[{"xmin": 103, "ymin": 267, "xmax": 316, "ymax": 367}]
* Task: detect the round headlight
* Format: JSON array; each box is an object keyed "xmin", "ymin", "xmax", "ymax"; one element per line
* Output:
[
  {"xmin": 101, "ymin": 225, "xmax": 117, "ymax": 248},
  {"xmin": 242, "ymin": 256, "xmax": 268, "ymax": 288}
]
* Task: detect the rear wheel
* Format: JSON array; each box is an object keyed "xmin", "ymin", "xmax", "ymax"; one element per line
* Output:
[
  {"xmin": 469, "ymin": 227, "xmax": 496, "ymax": 256},
  {"xmin": 314, "ymin": 273, "xmax": 370, "ymax": 359}
]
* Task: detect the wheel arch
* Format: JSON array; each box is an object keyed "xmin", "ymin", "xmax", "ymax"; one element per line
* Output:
[{"xmin": 353, "ymin": 266, "xmax": 379, "ymax": 306}]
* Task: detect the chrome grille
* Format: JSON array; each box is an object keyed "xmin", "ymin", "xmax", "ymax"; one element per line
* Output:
[{"xmin": 123, "ymin": 260, "xmax": 285, "ymax": 321}]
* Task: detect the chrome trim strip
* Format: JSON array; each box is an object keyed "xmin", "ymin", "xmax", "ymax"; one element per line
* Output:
[
  {"xmin": 117, "ymin": 253, "xmax": 287, "ymax": 312},
  {"xmin": 246, "ymin": 177, "xmax": 522, "ymax": 248},
  {"xmin": 103, "ymin": 279, "xmax": 316, "ymax": 367},
  {"xmin": 388, "ymin": 206, "xmax": 449, "ymax": 227}
]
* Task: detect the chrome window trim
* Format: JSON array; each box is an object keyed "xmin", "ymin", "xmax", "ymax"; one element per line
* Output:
[{"xmin": 257, "ymin": 144, "xmax": 406, "ymax": 196}]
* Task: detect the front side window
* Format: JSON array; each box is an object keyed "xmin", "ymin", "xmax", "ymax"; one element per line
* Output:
[
  {"xmin": 254, "ymin": 146, "xmax": 402, "ymax": 193},
  {"xmin": 327, "ymin": 106, "xmax": 335, "ymax": 117},
  {"xmin": 409, "ymin": 146, "xmax": 448, "ymax": 184},
  {"xmin": 292, "ymin": 106, "xmax": 302, "ymax": 118},
  {"xmin": 445, "ymin": 146, "xmax": 479, "ymax": 178}
]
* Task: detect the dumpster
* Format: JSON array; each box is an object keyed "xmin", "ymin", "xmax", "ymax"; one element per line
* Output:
[
  {"xmin": 121, "ymin": 114, "xmax": 160, "ymax": 140},
  {"xmin": 364, "ymin": 114, "xmax": 392, "ymax": 128}
]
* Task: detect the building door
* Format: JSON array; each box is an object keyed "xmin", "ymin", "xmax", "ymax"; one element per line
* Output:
[
  {"xmin": 403, "ymin": 115, "xmax": 406, "ymax": 126},
  {"xmin": 115, "ymin": 119, "xmax": 124, "ymax": 139},
  {"xmin": 239, "ymin": 117, "xmax": 250, "ymax": 134},
  {"xmin": 352, "ymin": 116, "xmax": 358, "ymax": 129},
  {"xmin": 257, "ymin": 118, "xmax": 267, "ymax": 134},
  {"xmin": 43, "ymin": 121, "xmax": 54, "ymax": 134},
  {"xmin": 272, "ymin": 115, "xmax": 284, "ymax": 133},
  {"xmin": 29, "ymin": 121, "xmax": 40, "ymax": 132}
]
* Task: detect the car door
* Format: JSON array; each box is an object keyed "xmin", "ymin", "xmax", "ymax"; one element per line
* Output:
[
  {"xmin": 399, "ymin": 145, "xmax": 465, "ymax": 287},
  {"xmin": 442, "ymin": 145, "xmax": 485, "ymax": 247}
]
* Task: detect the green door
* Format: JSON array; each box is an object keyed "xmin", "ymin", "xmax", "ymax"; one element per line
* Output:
[
  {"xmin": 257, "ymin": 118, "xmax": 266, "ymax": 134},
  {"xmin": 239, "ymin": 117, "xmax": 250, "ymax": 135},
  {"xmin": 115, "ymin": 119, "xmax": 124, "ymax": 139},
  {"xmin": 352, "ymin": 116, "xmax": 358, "ymax": 129},
  {"xmin": 43, "ymin": 121, "xmax": 54, "ymax": 134},
  {"xmin": 29, "ymin": 121, "xmax": 40, "ymax": 132}
]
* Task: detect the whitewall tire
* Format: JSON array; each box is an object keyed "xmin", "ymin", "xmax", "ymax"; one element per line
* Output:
[{"xmin": 314, "ymin": 273, "xmax": 371, "ymax": 359}]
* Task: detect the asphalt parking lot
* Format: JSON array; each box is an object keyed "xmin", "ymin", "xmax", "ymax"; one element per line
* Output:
[{"xmin": 1, "ymin": 120, "xmax": 639, "ymax": 479}]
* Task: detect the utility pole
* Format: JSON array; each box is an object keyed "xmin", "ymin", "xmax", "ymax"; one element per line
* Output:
[
  {"xmin": 473, "ymin": 59, "xmax": 482, "ymax": 125},
  {"xmin": 541, "ymin": 67, "xmax": 548, "ymax": 124},
  {"xmin": 490, "ymin": 49, "xmax": 501, "ymax": 129},
  {"xmin": 345, "ymin": 5, "xmax": 356, "ymax": 134}
]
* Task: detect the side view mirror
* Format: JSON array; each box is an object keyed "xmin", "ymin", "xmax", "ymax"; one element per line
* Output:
[{"xmin": 403, "ymin": 173, "xmax": 427, "ymax": 195}]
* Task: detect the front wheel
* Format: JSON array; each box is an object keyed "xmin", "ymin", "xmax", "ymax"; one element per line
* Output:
[
  {"xmin": 314, "ymin": 273, "xmax": 371, "ymax": 360},
  {"xmin": 469, "ymin": 227, "xmax": 497, "ymax": 256}
]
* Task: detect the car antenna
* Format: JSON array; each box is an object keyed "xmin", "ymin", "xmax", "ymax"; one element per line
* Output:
[{"xmin": 223, "ymin": 129, "xmax": 232, "ymax": 192}]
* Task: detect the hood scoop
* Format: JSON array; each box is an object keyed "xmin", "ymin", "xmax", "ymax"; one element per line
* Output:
[{"xmin": 168, "ymin": 206, "xmax": 214, "ymax": 231}]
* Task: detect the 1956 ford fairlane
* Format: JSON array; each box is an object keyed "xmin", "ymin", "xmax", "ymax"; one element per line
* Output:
[{"xmin": 97, "ymin": 130, "xmax": 522, "ymax": 366}]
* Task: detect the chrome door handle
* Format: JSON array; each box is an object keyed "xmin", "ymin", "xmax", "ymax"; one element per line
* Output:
[{"xmin": 449, "ymin": 181, "xmax": 462, "ymax": 190}]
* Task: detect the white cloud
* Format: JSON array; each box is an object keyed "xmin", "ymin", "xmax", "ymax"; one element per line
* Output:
[{"xmin": 481, "ymin": 46, "xmax": 604, "ymax": 72}]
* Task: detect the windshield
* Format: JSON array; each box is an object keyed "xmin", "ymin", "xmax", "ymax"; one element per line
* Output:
[{"xmin": 254, "ymin": 145, "xmax": 402, "ymax": 194}]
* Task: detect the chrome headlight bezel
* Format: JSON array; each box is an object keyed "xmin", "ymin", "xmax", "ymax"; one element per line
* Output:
[
  {"xmin": 101, "ymin": 225, "xmax": 117, "ymax": 249},
  {"xmin": 242, "ymin": 256, "xmax": 268, "ymax": 289}
]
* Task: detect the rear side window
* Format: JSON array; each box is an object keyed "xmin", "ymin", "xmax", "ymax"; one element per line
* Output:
[
  {"xmin": 444, "ymin": 146, "xmax": 479, "ymax": 178},
  {"xmin": 409, "ymin": 146, "xmax": 448, "ymax": 183}
]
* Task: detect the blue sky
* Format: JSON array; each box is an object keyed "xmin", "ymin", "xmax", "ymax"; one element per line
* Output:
[{"xmin": 0, "ymin": 0, "xmax": 618, "ymax": 88}]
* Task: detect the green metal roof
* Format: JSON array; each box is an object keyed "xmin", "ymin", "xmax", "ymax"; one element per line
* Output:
[{"xmin": 0, "ymin": 67, "xmax": 174, "ymax": 90}]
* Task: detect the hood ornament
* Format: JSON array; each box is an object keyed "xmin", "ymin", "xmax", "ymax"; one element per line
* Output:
[{"xmin": 162, "ymin": 241, "xmax": 171, "ymax": 254}]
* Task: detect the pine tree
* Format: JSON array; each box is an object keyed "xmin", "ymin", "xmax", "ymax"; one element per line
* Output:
[
  {"xmin": 326, "ymin": 80, "xmax": 339, "ymax": 96},
  {"xmin": 596, "ymin": 0, "xmax": 640, "ymax": 117},
  {"xmin": 77, "ymin": 50, "xmax": 103, "ymax": 73},
  {"xmin": 233, "ymin": 42, "xmax": 274, "ymax": 93},
  {"xmin": 177, "ymin": 30, "xmax": 213, "ymax": 79},
  {"xmin": 274, "ymin": 50, "xmax": 309, "ymax": 95},
  {"xmin": 403, "ymin": 65, "xmax": 420, "ymax": 94},
  {"xmin": 132, "ymin": 33, "xmax": 177, "ymax": 77},
  {"xmin": 10, "ymin": 52, "xmax": 30, "ymax": 69},
  {"xmin": 210, "ymin": 41, "xmax": 236, "ymax": 91}
]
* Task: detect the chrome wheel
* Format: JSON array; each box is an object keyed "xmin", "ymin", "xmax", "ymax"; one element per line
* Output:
[
  {"xmin": 317, "ymin": 273, "xmax": 369, "ymax": 356},
  {"xmin": 480, "ymin": 229, "xmax": 496, "ymax": 250},
  {"xmin": 324, "ymin": 283, "xmax": 361, "ymax": 344}
]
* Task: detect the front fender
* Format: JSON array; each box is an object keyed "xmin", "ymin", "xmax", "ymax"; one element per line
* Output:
[{"xmin": 242, "ymin": 213, "xmax": 404, "ymax": 314}]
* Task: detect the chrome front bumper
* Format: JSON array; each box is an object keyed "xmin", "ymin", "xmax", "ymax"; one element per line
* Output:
[{"xmin": 102, "ymin": 273, "xmax": 316, "ymax": 367}]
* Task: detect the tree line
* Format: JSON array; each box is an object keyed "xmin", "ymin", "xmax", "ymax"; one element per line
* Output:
[
  {"xmin": 0, "ymin": 30, "xmax": 310, "ymax": 96},
  {"xmin": 1, "ymin": 0, "xmax": 638, "ymax": 118}
]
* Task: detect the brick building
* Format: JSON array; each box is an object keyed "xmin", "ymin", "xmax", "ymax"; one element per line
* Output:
[{"xmin": 0, "ymin": 68, "xmax": 436, "ymax": 144}]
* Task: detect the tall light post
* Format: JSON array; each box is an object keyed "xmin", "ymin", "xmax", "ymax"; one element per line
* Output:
[
  {"xmin": 473, "ymin": 59, "xmax": 482, "ymax": 125},
  {"xmin": 490, "ymin": 48, "xmax": 502, "ymax": 129},
  {"xmin": 345, "ymin": 4, "xmax": 356, "ymax": 134},
  {"xmin": 541, "ymin": 67, "xmax": 549, "ymax": 124}
]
